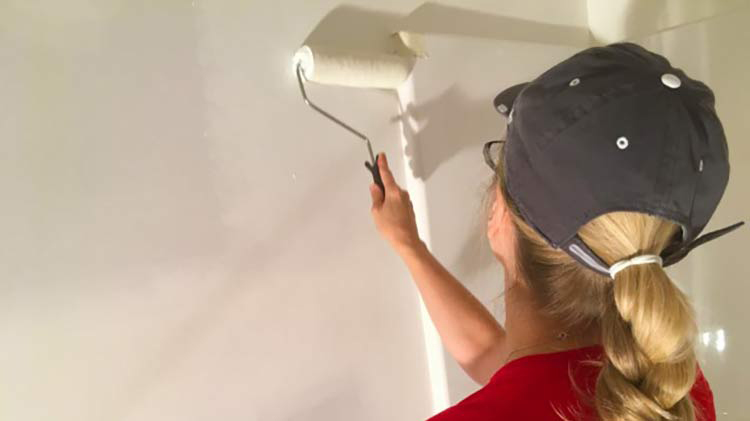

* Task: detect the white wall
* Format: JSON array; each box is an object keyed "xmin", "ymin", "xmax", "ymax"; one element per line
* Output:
[{"xmin": 0, "ymin": 1, "xmax": 589, "ymax": 420}]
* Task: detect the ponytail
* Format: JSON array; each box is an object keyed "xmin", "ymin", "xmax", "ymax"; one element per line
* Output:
[{"xmin": 596, "ymin": 262, "xmax": 697, "ymax": 420}]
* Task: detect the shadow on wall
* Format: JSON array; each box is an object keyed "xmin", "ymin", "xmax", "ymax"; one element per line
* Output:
[
  {"xmin": 392, "ymin": 83, "xmax": 504, "ymax": 305},
  {"xmin": 303, "ymin": 2, "xmax": 591, "ymax": 52},
  {"xmin": 392, "ymin": 84, "xmax": 499, "ymax": 180},
  {"xmin": 296, "ymin": 3, "xmax": 592, "ymax": 295},
  {"xmin": 404, "ymin": 2, "xmax": 590, "ymax": 46},
  {"xmin": 299, "ymin": 2, "xmax": 589, "ymax": 182},
  {"xmin": 395, "ymin": 85, "xmax": 502, "ymax": 289},
  {"xmin": 298, "ymin": 3, "xmax": 558, "ymax": 291}
]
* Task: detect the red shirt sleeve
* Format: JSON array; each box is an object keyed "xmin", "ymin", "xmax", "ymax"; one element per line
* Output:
[{"xmin": 691, "ymin": 364, "xmax": 716, "ymax": 421}]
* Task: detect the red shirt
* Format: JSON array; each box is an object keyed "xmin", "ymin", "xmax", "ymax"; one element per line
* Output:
[{"xmin": 427, "ymin": 345, "xmax": 715, "ymax": 421}]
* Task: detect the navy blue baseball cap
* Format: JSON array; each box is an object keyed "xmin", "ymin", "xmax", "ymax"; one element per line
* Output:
[{"xmin": 492, "ymin": 42, "xmax": 744, "ymax": 276}]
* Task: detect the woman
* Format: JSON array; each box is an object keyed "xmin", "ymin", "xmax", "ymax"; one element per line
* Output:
[{"xmin": 368, "ymin": 42, "xmax": 743, "ymax": 420}]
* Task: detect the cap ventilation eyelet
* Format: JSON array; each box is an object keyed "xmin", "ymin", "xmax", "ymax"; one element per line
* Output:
[
  {"xmin": 661, "ymin": 73, "xmax": 682, "ymax": 89},
  {"xmin": 616, "ymin": 136, "xmax": 629, "ymax": 149},
  {"xmin": 569, "ymin": 78, "xmax": 580, "ymax": 87}
]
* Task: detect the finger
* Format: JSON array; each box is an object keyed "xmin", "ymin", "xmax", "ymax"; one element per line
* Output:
[
  {"xmin": 378, "ymin": 153, "xmax": 399, "ymax": 191},
  {"xmin": 369, "ymin": 183, "xmax": 384, "ymax": 209}
]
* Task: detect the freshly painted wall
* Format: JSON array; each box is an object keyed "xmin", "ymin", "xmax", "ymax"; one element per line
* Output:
[{"xmin": 0, "ymin": 1, "xmax": 588, "ymax": 421}]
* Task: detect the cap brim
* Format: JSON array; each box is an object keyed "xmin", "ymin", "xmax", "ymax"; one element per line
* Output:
[{"xmin": 493, "ymin": 82, "xmax": 530, "ymax": 116}]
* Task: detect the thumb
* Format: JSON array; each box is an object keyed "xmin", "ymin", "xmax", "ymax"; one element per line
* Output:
[
  {"xmin": 377, "ymin": 153, "xmax": 398, "ymax": 190},
  {"xmin": 369, "ymin": 183, "xmax": 384, "ymax": 210}
]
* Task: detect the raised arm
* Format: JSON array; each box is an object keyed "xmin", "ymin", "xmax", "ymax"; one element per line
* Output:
[
  {"xmin": 397, "ymin": 240, "xmax": 507, "ymax": 384},
  {"xmin": 368, "ymin": 153, "xmax": 507, "ymax": 384}
]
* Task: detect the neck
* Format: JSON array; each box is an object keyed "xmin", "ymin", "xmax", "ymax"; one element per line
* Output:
[{"xmin": 502, "ymin": 275, "xmax": 599, "ymax": 363}]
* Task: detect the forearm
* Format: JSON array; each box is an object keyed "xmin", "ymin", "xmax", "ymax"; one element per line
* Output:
[{"xmin": 396, "ymin": 240, "xmax": 506, "ymax": 369}]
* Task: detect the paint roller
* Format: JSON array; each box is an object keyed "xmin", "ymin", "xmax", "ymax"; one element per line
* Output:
[{"xmin": 293, "ymin": 33, "xmax": 425, "ymax": 193}]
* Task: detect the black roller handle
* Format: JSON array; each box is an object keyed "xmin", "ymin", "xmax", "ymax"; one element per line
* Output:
[{"xmin": 364, "ymin": 154, "xmax": 385, "ymax": 194}]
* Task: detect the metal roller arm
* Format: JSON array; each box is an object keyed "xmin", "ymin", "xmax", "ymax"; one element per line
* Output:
[{"xmin": 295, "ymin": 63, "xmax": 384, "ymax": 193}]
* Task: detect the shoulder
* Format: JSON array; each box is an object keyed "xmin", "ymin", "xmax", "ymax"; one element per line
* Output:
[
  {"xmin": 427, "ymin": 346, "xmax": 602, "ymax": 421},
  {"xmin": 428, "ymin": 349, "xmax": 716, "ymax": 421}
]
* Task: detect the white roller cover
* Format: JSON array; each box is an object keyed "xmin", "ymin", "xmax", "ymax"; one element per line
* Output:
[{"xmin": 293, "ymin": 45, "xmax": 415, "ymax": 89}]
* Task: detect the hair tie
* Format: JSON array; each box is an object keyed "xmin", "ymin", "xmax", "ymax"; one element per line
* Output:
[{"xmin": 609, "ymin": 254, "xmax": 663, "ymax": 279}]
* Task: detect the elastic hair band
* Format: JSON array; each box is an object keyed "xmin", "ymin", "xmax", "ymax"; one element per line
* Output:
[{"xmin": 609, "ymin": 254, "xmax": 663, "ymax": 279}]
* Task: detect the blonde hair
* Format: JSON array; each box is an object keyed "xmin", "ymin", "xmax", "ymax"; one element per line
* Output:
[{"xmin": 483, "ymin": 149, "xmax": 699, "ymax": 420}]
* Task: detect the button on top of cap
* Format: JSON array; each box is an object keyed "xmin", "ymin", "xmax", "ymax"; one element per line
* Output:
[{"xmin": 661, "ymin": 73, "xmax": 681, "ymax": 89}]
